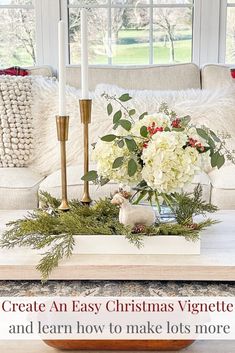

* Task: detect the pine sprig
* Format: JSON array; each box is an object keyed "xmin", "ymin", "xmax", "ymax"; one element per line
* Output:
[
  {"xmin": 172, "ymin": 185, "xmax": 218, "ymax": 225},
  {"xmin": 36, "ymin": 234, "xmax": 75, "ymax": 281}
]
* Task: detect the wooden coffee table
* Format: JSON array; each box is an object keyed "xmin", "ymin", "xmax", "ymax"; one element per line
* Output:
[
  {"xmin": 1, "ymin": 340, "xmax": 235, "ymax": 353},
  {"xmin": 0, "ymin": 210, "xmax": 234, "ymax": 281}
]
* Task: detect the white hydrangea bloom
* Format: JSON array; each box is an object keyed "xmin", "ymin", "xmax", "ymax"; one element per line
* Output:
[
  {"xmin": 92, "ymin": 139, "xmax": 141, "ymax": 185},
  {"xmin": 141, "ymin": 131, "xmax": 201, "ymax": 194}
]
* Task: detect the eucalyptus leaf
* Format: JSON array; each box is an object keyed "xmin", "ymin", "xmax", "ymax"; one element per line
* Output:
[
  {"xmin": 112, "ymin": 156, "xmax": 124, "ymax": 169},
  {"xmin": 217, "ymin": 155, "xmax": 225, "ymax": 169},
  {"xmin": 211, "ymin": 151, "xmax": 220, "ymax": 168},
  {"xmin": 139, "ymin": 112, "xmax": 148, "ymax": 120},
  {"xmin": 128, "ymin": 159, "xmax": 138, "ymax": 177},
  {"xmin": 209, "ymin": 129, "xmax": 221, "ymax": 143},
  {"xmin": 125, "ymin": 138, "xmax": 137, "ymax": 151},
  {"xmin": 172, "ymin": 127, "xmax": 184, "ymax": 132},
  {"xmin": 107, "ymin": 103, "xmax": 113, "ymax": 116},
  {"xmin": 113, "ymin": 110, "xmax": 122, "ymax": 123},
  {"xmin": 129, "ymin": 109, "xmax": 136, "ymax": 116},
  {"xmin": 140, "ymin": 126, "xmax": 148, "ymax": 138},
  {"xmin": 181, "ymin": 115, "xmax": 191, "ymax": 125},
  {"xmin": 119, "ymin": 93, "xmax": 132, "ymax": 102},
  {"xmin": 208, "ymin": 137, "xmax": 216, "ymax": 148},
  {"xmin": 81, "ymin": 170, "xmax": 98, "ymax": 181},
  {"xmin": 101, "ymin": 134, "xmax": 117, "ymax": 142},
  {"xmin": 100, "ymin": 177, "xmax": 110, "ymax": 186},
  {"xmin": 197, "ymin": 128, "xmax": 209, "ymax": 141},
  {"xmin": 119, "ymin": 119, "xmax": 132, "ymax": 131},
  {"xmin": 117, "ymin": 139, "xmax": 125, "ymax": 148}
]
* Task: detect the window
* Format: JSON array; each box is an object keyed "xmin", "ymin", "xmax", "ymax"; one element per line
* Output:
[
  {"xmin": 226, "ymin": 0, "xmax": 235, "ymax": 63},
  {"xmin": 0, "ymin": 0, "xmax": 36, "ymax": 67},
  {"xmin": 67, "ymin": 0, "xmax": 194, "ymax": 65}
]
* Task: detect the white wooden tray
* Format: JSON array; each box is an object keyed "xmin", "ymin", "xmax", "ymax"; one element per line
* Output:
[{"xmin": 73, "ymin": 235, "xmax": 200, "ymax": 255}]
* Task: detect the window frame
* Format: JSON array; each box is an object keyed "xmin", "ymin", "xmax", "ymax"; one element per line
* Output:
[
  {"xmin": 65, "ymin": 0, "xmax": 197, "ymax": 66},
  {"xmin": 1, "ymin": 0, "xmax": 233, "ymax": 69}
]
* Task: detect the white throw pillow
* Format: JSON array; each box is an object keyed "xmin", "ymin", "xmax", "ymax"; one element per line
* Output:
[{"xmin": 0, "ymin": 75, "xmax": 34, "ymax": 167}]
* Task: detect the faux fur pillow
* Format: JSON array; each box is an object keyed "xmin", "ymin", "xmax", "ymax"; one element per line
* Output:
[
  {"xmin": 29, "ymin": 78, "xmax": 112, "ymax": 176},
  {"xmin": 29, "ymin": 80, "xmax": 235, "ymax": 177}
]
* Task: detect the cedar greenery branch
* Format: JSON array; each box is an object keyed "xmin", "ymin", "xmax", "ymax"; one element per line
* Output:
[{"xmin": 0, "ymin": 187, "xmax": 217, "ymax": 281}]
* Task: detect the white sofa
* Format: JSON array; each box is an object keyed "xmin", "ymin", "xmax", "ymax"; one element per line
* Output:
[{"xmin": 1, "ymin": 63, "xmax": 235, "ymax": 210}]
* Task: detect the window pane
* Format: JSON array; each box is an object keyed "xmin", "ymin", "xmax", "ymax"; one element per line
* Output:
[
  {"xmin": 69, "ymin": 8, "xmax": 109, "ymax": 64},
  {"xmin": 226, "ymin": 7, "xmax": 235, "ymax": 63},
  {"xmin": 112, "ymin": 0, "xmax": 149, "ymax": 4},
  {"xmin": 153, "ymin": 0, "xmax": 192, "ymax": 4},
  {"xmin": 153, "ymin": 7, "xmax": 192, "ymax": 63},
  {"xmin": 0, "ymin": 8, "xmax": 35, "ymax": 67},
  {"xmin": 0, "ymin": 0, "xmax": 33, "ymax": 4},
  {"xmin": 68, "ymin": 0, "xmax": 107, "ymax": 5},
  {"xmin": 112, "ymin": 8, "xmax": 150, "ymax": 65}
]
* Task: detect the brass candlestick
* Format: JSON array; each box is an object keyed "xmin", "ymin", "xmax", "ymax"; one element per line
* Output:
[
  {"xmin": 80, "ymin": 99, "xmax": 92, "ymax": 205},
  {"xmin": 56, "ymin": 115, "xmax": 70, "ymax": 211}
]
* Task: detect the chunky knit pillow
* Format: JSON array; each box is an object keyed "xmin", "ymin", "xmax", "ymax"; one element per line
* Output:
[{"xmin": 0, "ymin": 75, "xmax": 33, "ymax": 167}]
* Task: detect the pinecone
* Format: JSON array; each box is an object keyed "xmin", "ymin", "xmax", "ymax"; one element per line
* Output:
[
  {"xmin": 119, "ymin": 190, "xmax": 132, "ymax": 199},
  {"xmin": 133, "ymin": 224, "xmax": 146, "ymax": 234},
  {"xmin": 186, "ymin": 223, "xmax": 198, "ymax": 230}
]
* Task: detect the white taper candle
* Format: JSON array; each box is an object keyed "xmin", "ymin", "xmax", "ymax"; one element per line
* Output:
[
  {"xmin": 81, "ymin": 8, "xmax": 89, "ymax": 99},
  {"xmin": 58, "ymin": 20, "xmax": 66, "ymax": 115}
]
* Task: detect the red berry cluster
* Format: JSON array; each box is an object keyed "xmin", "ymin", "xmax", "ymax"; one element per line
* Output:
[
  {"xmin": 188, "ymin": 138, "xmax": 205, "ymax": 152},
  {"xmin": 171, "ymin": 118, "xmax": 181, "ymax": 128},
  {"xmin": 147, "ymin": 122, "xmax": 164, "ymax": 137}
]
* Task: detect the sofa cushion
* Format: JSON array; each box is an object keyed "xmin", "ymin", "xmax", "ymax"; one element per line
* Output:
[
  {"xmin": 201, "ymin": 64, "xmax": 235, "ymax": 89},
  {"xmin": 39, "ymin": 164, "xmax": 118, "ymax": 201},
  {"xmin": 209, "ymin": 165, "xmax": 235, "ymax": 209},
  {"xmin": 209, "ymin": 165, "xmax": 235, "ymax": 189},
  {"xmin": 0, "ymin": 168, "xmax": 44, "ymax": 209},
  {"xmin": 66, "ymin": 63, "xmax": 201, "ymax": 91},
  {"xmin": 39, "ymin": 165, "xmax": 211, "ymax": 202},
  {"xmin": 28, "ymin": 65, "xmax": 53, "ymax": 77}
]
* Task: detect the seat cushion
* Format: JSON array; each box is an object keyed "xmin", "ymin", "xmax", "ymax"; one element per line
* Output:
[
  {"xmin": 66, "ymin": 63, "xmax": 201, "ymax": 91},
  {"xmin": 39, "ymin": 164, "xmax": 118, "ymax": 201},
  {"xmin": 209, "ymin": 165, "xmax": 235, "ymax": 209},
  {"xmin": 0, "ymin": 168, "xmax": 44, "ymax": 209},
  {"xmin": 39, "ymin": 165, "xmax": 211, "ymax": 203},
  {"xmin": 201, "ymin": 64, "xmax": 235, "ymax": 90}
]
